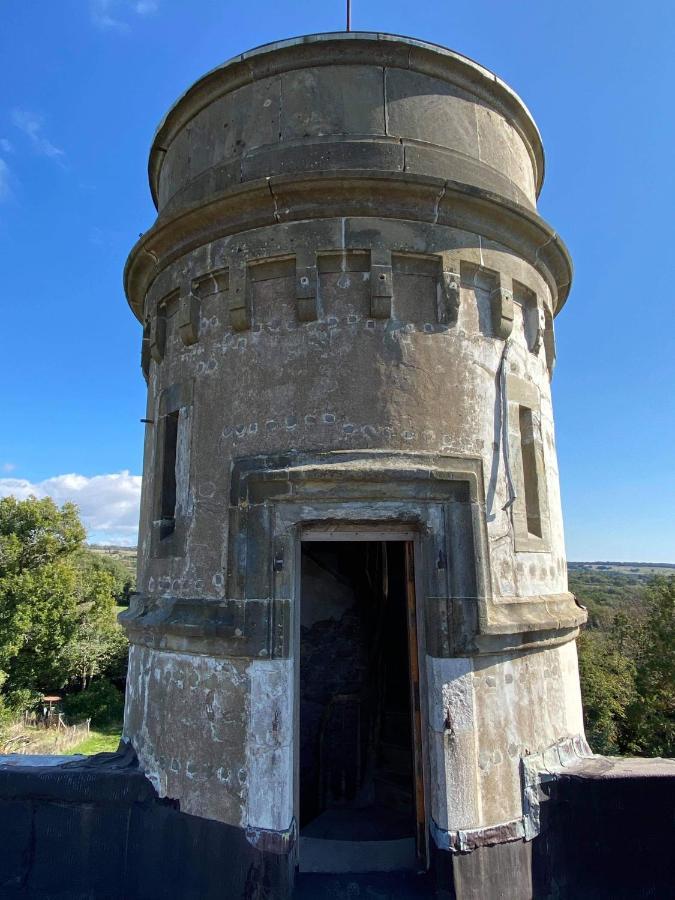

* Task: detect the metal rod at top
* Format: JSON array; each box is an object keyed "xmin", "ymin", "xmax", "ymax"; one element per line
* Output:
[{"xmin": 346, "ymin": 0, "xmax": 351, "ymax": 32}]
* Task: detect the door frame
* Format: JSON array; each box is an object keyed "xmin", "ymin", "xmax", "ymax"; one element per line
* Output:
[
  {"xmin": 225, "ymin": 451, "xmax": 489, "ymax": 864},
  {"xmin": 295, "ymin": 527, "xmax": 430, "ymax": 871}
]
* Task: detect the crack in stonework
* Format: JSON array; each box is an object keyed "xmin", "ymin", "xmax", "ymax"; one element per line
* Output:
[
  {"xmin": 433, "ymin": 182, "xmax": 447, "ymax": 224},
  {"xmin": 535, "ymin": 233, "xmax": 555, "ymax": 263},
  {"xmin": 266, "ymin": 178, "xmax": 280, "ymax": 223}
]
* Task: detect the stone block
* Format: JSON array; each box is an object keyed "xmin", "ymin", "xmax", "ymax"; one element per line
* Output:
[
  {"xmin": 386, "ymin": 68, "xmax": 479, "ymax": 157},
  {"xmin": 280, "ymin": 65, "xmax": 386, "ymax": 141}
]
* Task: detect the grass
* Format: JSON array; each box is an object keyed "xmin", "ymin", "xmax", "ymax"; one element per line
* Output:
[{"xmin": 65, "ymin": 721, "xmax": 122, "ymax": 756}]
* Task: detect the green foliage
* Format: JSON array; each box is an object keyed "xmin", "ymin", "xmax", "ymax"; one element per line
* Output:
[
  {"xmin": 0, "ymin": 496, "xmax": 85, "ymax": 573},
  {"xmin": 576, "ymin": 574, "xmax": 675, "ymax": 758},
  {"xmin": 0, "ymin": 673, "xmax": 16, "ymax": 742},
  {"xmin": 66, "ymin": 722, "xmax": 122, "ymax": 756},
  {"xmin": 568, "ymin": 569, "xmax": 647, "ymax": 629},
  {"xmin": 0, "ymin": 496, "xmax": 129, "ymax": 724},
  {"xmin": 0, "ymin": 497, "xmax": 84, "ymax": 690},
  {"xmin": 577, "ymin": 629, "xmax": 636, "ymax": 754},
  {"xmin": 74, "ymin": 548, "xmax": 134, "ymax": 606},
  {"xmin": 60, "ymin": 549, "xmax": 130, "ymax": 689},
  {"xmin": 623, "ymin": 577, "xmax": 675, "ymax": 757},
  {"xmin": 4, "ymin": 687, "xmax": 41, "ymax": 715},
  {"xmin": 61, "ymin": 679, "xmax": 125, "ymax": 727}
]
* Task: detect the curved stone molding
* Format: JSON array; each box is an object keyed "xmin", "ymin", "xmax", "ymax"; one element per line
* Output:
[{"xmin": 125, "ymin": 173, "xmax": 572, "ymax": 322}]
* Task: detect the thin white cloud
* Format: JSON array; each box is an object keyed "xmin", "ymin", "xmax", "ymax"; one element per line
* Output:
[
  {"xmin": 90, "ymin": 0, "xmax": 128, "ymax": 31},
  {"xmin": 90, "ymin": 0, "xmax": 159, "ymax": 30},
  {"xmin": 134, "ymin": 0, "xmax": 159, "ymax": 14},
  {"xmin": 0, "ymin": 138, "xmax": 13, "ymax": 154},
  {"xmin": 1, "ymin": 463, "xmax": 16, "ymax": 473},
  {"xmin": 0, "ymin": 158, "xmax": 11, "ymax": 202},
  {"xmin": 0, "ymin": 471, "xmax": 142, "ymax": 546},
  {"xmin": 11, "ymin": 109, "xmax": 65, "ymax": 163}
]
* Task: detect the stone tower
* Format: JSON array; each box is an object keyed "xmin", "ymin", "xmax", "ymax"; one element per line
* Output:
[{"xmin": 122, "ymin": 32, "xmax": 587, "ymax": 897}]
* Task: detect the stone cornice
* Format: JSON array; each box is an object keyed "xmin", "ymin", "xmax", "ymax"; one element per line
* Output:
[
  {"xmin": 124, "ymin": 172, "xmax": 572, "ymax": 322},
  {"xmin": 148, "ymin": 32, "xmax": 545, "ymax": 208},
  {"xmin": 119, "ymin": 594, "xmax": 583, "ymax": 660}
]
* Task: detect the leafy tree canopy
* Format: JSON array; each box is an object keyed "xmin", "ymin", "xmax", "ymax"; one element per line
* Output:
[
  {"xmin": 0, "ymin": 496, "xmax": 128, "ymax": 707},
  {"xmin": 576, "ymin": 574, "xmax": 674, "ymax": 758}
]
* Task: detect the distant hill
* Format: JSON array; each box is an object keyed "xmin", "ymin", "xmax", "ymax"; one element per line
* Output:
[
  {"xmin": 569, "ymin": 561, "xmax": 675, "ymax": 577},
  {"xmin": 567, "ymin": 563, "xmax": 674, "ymax": 629}
]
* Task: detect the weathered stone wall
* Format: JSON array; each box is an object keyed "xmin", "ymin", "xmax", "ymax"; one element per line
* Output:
[
  {"xmin": 121, "ymin": 32, "xmax": 586, "ymax": 890},
  {"xmin": 149, "ymin": 36, "xmax": 543, "ymax": 216},
  {"xmin": 134, "ymin": 223, "xmax": 566, "ymax": 592}
]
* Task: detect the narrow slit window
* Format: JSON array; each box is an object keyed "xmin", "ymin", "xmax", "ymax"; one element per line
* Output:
[
  {"xmin": 519, "ymin": 406, "xmax": 542, "ymax": 538},
  {"xmin": 159, "ymin": 410, "xmax": 179, "ymax": 539}
]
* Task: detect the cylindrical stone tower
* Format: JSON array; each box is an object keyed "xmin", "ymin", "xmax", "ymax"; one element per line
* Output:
[{"xmin": 122, "ymin": 33, "xmax": 586, "ymax": 898}]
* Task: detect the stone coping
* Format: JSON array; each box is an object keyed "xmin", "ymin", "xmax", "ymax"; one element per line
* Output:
[{"xmin": 147, "ymin": 32, "xmax": 545, "ymax": 208}]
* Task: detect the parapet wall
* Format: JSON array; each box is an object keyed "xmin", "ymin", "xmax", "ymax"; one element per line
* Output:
[{"xmin": 0, "ymin": 751, "xmax": 671, "ymax": 899}]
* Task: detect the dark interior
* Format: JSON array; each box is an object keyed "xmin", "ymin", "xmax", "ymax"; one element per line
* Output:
[{"xmin": 299, "ymin": 540, "xmax": 415, "ymax": 842}]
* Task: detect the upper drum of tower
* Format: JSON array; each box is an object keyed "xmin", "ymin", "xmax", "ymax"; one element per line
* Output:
[{"xmin": 149, "ymin": 32, "xmax": 544, "ymax": 215}]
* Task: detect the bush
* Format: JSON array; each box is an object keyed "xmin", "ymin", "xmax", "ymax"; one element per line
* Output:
[
  {"xmin": 5, "ymin": 688, "xmax": 41, "ymax": 715},
  {"xmin": 577, "ymin": 630, "xmax": 636, "ymax": 754},
  {"xmin": 61, "ymin": 679, "xmax": 124, "ymax": 727}
]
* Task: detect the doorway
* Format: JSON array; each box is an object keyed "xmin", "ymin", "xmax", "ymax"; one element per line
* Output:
[{"xmin": 297, "ymin": 538, "xmax": 425, "ymax": 874}]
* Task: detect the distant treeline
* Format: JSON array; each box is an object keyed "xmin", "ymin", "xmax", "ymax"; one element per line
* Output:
[{"xmin": 570, "ymin": 561, "xmax": 675, "ymax": 568}]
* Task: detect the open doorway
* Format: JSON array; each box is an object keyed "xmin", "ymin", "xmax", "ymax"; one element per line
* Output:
[{"xmin": 298, "ymin": 538, "xmax": 425, "ymax": 874}]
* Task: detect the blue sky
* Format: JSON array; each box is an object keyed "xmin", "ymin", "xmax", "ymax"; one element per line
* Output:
[{"xmin": 0, "ymin": 1, "xmax": 673, "ymax": 559}]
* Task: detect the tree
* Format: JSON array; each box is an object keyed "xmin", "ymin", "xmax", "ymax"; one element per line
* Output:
[
  {"xmin": 59, "ymin": 551, "xmax": 129, "ymax": 691},
  {"xmin": 577, "ymin": 628, "xmax": 637, "ymax": 755},
  {"xmin": 73, "ymin": 548, "xmax": 134, "ymax": 606},
  {"xmin": 0, "ymin": 496, "xmax": 85, "ymax": 572},
  {"xmin": 577, "ymin": 574, "xmax": 675, "ymax": 758},
  {"xmin": 0, "ymin": 496, "xmax": 128, "ymax": 705},
  {"xmin": 623, "ymin": 576, "xmax": 674, "ymax": 757},
  {"xmin": 0, "ymin": 497, "xmax": 85, "ymax": 691}
]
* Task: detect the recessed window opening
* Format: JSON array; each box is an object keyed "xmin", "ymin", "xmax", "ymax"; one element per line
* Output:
[
  {"xmin": 519, "ymin": 406, "xmax": 542, "ymax": 538},
  {"xmin": 514, "ymin": 281, "xmax": 539, "ymax": 352},
  {"xmin": 299, "ymin": 539, "xmax": 422, "ymax": 874},
  {"xmin": 159, "ymin": 410, "xmax": 179, "ymax": 539},
  {"xmin": 543, "ymin": 308, "xmax": 556, "ymax": 371}
]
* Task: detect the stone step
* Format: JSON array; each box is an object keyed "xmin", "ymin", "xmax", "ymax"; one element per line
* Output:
[
  {"xmin": 298, "ymin": 835, "xmax": 417, "ymax": 874},
  {"xmin": 293, "ymin": 871, "xmax": 435, "ymax": 899}
]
